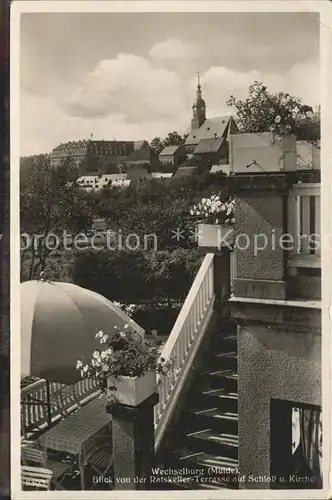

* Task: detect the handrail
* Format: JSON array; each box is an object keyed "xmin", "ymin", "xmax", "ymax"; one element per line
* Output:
[
  {"xmin": 21, "ymin": 378, "xmax": 99, "ymax": 436},
  {"xmin": 154, "ymin": 253, "xmax": 215, "ymax": 450}
]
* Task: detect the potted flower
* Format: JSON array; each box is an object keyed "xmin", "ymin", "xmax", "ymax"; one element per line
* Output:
[
  {"xmin": 190, "ymin": 195, "xmax": 235, "ymax": 249},
  {"xmin": 76, "ymin": 322, "xmax": 173, "ymax": 407}
]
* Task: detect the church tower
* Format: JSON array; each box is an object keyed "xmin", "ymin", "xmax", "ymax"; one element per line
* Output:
[{"xmin": 191, "ymin": 72, "xmax": 206, "ymax": 131}]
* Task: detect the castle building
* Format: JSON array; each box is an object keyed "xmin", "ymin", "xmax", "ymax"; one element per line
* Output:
[{"xmin": 50, "ymin": 139, "xmax": 150, "ymax": 169}]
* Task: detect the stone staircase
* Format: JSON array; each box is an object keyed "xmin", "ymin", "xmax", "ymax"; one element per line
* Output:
[{"xmin": 161, "ymin": 322, "xmax": 239, "ymax": 490}]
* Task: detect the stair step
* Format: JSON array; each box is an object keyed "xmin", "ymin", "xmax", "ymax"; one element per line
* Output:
[
  {"xmin": 208, "ymin": 369, "xmax": 238, "ymax": 380},
  {"xmin": 215, "ymin": 351, "xmax": 237, "ymax": 359},
  {"xmin": 192, "ymin": 407, "xmax": 238, "ymax": 421},
  {"xmin": 202, "ymin": 388, "xmax": 238, "ymax": 400},
  {"xmin": 187, "ymin": 429, "xmax": 238, "ymax": 448},
  {"xmin": 179, "ymin": 449, "xmax": 239, "ymax": 473}
]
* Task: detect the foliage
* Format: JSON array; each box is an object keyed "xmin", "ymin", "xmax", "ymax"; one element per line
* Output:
[
  {"xmin": 146, "ymin": 248, "xmax": 201, "ymax": 305},
  {"xmin": 20, "ymin": 155, "xmax": 93, "ymax": 280},
  {"xmin": 76, "ymin": 324, "xmax": 175, "ymax": 398},
  {"xmin": 150, "ymin": 131, "xmax": 187, "ymax": 155},
  {"xmin": 71, "ymin": 248, "xmax": 200, "ymax": 307},
  {"xmin": 71, "ymin": 249, "xmax": 150, "ymax": 304},
  {"xmin": 150, "ymin": 137, "xmax": 164, "ymax": 156},
  {"xmin": 190, "ymin": 195, "xmax": 235, "ymax": 225},
  {"xmin": 227, "ymin": 81, "xmax": 319, "ymax": 141}
]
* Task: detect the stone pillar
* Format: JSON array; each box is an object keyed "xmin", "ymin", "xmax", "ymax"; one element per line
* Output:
[
  {"xmin": 213, "ymin": 248, "xmax": 231, "ymax": 312},
  {"xmin": 228, "ymin": 174, "xmax": 289, "ymax": 300},
  {"xmin": 107, "ymin": 392, "xmax": 159, "ymax": 490}
]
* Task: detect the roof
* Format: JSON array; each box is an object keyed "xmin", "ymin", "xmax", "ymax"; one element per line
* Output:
[
  {"xmin": 111, "ymin": 179, "xmax": 131, "ymax": 188},
  {"xmin": 210, "ymin": 164, "xmax": 230, "ymax": 175},
  {"xmin": 151, "ymin": 172, "xmax": 173, "ymax": 179},
  {"xmin": 100, "ymin": 173, "xmax": 127, "ymax": 183},
  {"xmin": 174, "ymin": 166, "xmax": 197, "ymax": 178},
  {"xmin": 159, "ymin": 145, "xmax": 181, "ymax": 156},
  {"xmin": 77, "ymin": 175, "xmax": 100, "ymax": 184},
  {"xmin": 134, "ymin": 140, "xmax": 148, "ymax": 150},
  {"xmin": 185, "ymin": 115, "xmax": 235, "ymax": 146},
  {"xmin": 193, "ymin": 137, "xmax": 224, "ymax": 155},
  {"xmin": 126, "ymin": 148, "xmax": 152, "ymax": 163}
]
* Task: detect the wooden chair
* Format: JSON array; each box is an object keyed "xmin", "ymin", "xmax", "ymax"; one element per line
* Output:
[
  {"xmin": 21, "ymin": 466, "xmax": 53, "ymax": 490},
  {"xmin": 85, "ymin": 444, "xmax": 113, "ymax": 489},
  {"xmin": 21, "ymin": 445, "xmax": 73, "ymax": 490}
]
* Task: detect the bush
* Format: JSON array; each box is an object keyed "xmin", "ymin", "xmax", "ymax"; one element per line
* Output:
[{"xmin": 71, "ymin": 248, "xmax": 202, "ymax": 307}]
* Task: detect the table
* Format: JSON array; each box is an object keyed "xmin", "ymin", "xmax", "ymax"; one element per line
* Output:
[{"xmin": 39, "ymin": 396, "xmax": 111, "ymax": 489}]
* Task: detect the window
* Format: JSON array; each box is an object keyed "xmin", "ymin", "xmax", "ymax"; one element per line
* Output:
[{"xmin": 270, "ymin": 399, "xmax": 322, "ymax": 489}]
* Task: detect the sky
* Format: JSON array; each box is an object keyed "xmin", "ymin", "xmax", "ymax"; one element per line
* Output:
[{"xmin": 20, "ymin": 12, "xmax": 320, "ymax": 156}]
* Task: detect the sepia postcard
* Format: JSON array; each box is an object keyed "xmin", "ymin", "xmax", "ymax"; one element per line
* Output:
[{"xmin": 9, "ymin": 1, "xmax": 332, "ymax": 498}]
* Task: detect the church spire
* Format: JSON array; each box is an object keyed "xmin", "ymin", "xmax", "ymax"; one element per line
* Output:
[
  {"xmin": 191, "ymin": 72, "xmax": 206, "ymax": 131},
  {"xmin": 196, "ymin": 72, "xmax": 202, "ymax": 100}
]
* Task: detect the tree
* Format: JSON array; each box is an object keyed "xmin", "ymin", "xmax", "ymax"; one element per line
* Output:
[
  {"xmin": 150, "ymin": 137, "xmax": 163, "ymax": 156},
  {"xmin": 226, "ymin": 81, "xmax": 318, "ymax": 140},
  {"xmin": 20, "ymin": 155, "xmax": 93, "ymax": 280},
  {"xmin": 150, "ymin": 131, "xmax": 188, "ymax": 156},
  {"xmin": 71, "ymin": 247, "xmax": 200, "ymax": 307},
  {"xmin": 162, "ymin": 131, "xmax": 186, "ymax": 148}
]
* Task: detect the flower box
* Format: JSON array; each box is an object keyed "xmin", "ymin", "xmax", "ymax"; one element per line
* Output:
[
  {"xmin": 107, "ymin": 370, "xmax": 157, "ymax": 406},
  {"xmin": 197, "ymin": 223, "xmax": 234, "ymax": 249}
]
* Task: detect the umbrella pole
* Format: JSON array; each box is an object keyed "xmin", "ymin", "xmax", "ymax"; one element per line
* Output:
[{"xmin": 46, "ymin": 380, "xmax": 52, "ymax": 428}]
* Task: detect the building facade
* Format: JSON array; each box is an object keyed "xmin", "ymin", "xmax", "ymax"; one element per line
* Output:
[
  {"xmin": 50, "ymin": 139, "xmax": 145, "ymax": 168},
  {"xmin": 159, "ymin": 145, "xmax": 185, "ymax": 166}
]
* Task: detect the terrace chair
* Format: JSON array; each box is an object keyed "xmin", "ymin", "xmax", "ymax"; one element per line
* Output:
[
  {"xmin": 21, "ymin": 466, "xmax": 53, "ymax": 490},
  {"xmin": 21, "ymin": 445, "xmax": 73, "ymax": 490},
  {"xmin": 85, "ymin": 444, "xmax": 114, "ymax": 490}
]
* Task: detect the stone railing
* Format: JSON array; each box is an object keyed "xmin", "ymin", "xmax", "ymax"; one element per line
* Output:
[
  {"xmin": 288, "ymin": 183, "xmax": 321, "ymax": 271},
  {"xmin": 154, "ymin": 253, "xmax": 215, "ymax": 449}
]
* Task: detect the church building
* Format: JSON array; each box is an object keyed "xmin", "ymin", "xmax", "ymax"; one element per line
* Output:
[{"xmin": 185, "ymin": 74, "xmax": 238, "ymax": 163}]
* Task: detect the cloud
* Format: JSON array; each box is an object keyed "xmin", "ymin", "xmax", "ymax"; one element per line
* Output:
[
  {"xmin": 20, "ymin": 49, "xmax": 319, "ymax": 156},
  {"xmin": 197, "ymin": 60, "xmax": 319, "ymax": 117},
  {"xmin": 149, "ymin": 38, "xmax": 198, "ymax": 61},
  {"xmin": 62, "ymin": 53, "xmax": 187, "ymax": 122}
]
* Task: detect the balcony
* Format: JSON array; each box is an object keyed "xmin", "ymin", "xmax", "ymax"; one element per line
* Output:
[{"xmin": 287, "ymin": 182, "xmax": 321, "ymax": 300}]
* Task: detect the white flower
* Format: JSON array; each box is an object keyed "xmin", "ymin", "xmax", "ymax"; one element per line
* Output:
[
  {"xmin": 95, "ymin": 330, "xmax": 104, "ymax": 339},
  {"xmin": 76, "ymin": 360, "xmax": 83, "ymax": 369},
  {"xmin": 190, "ymin": 209, "xmax": 194, "ymax": 216},
  {"xmin": 102, "ymin": 364, "xmax": 109, "ymax": 372},
  {"xmin": 82, "ymin": 365, "xmax": 89, "ymax": 373},
  {"xmin": 202, "ymin": 198, "xmax": 207, "ymax": 204},
  {"xmin": 100, "ymin": 334, "xmax": 109, "ymax": 344},
  {"xmin": 120, "ymin": 331, "xmax": 126, "ymax": 338},
  {"xmin": 93, "ymin": 350, "xmax": 100, "ymax": 359},
  {"xmin": 206, "ymin": 199, "xmax": 212, "ymax": 206},
  {"xmin": 105, "ymin": 348, "xmax": 114, "ymax": 356},
  {"xmin": 275, "ymin": 115, "xmax": 281, "ymax": 124}
]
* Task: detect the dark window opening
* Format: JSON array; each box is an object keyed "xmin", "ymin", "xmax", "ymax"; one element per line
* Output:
[{"xmin": 270, "ymin": 399, "xmax": 322, "ymax": 489}]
